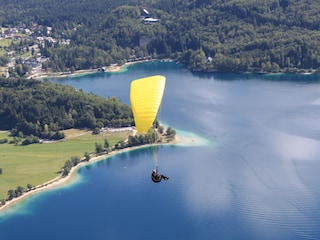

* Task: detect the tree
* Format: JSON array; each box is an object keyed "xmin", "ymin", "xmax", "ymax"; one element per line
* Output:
[
  {"xmin": 27, "ymin": 184, "xmax": 33, "ymax": 191},
  {"xmin": 189, "ymin": 49, "xmax": 207, "ymax": 71},
  {"xmin": 115, "ymin": 140, "xmax": 126, "ymax": 149},
  {"xmin": 0, "ymin": 168, "xmax": 2, "ymax": 174},
  {"xmin": 127, "ymin": 135, "xmax": 140, "ymax": 147},
  {"xmin": 62, "ymin": 160, "xmax": 72, "ymax": 176},
  {"xmin": 71, "ymin": 156, "xmax": 80, "ymax": 166},
  {"xmin": 22, "ymin": 135, "xmax": 40, "ymax": 145},
  {"xmin": 158, "ymin": 125, "xmax": 164, "ymax": 134},
  {"xmin": 52, "ymin": 131, "xmax": 65, "ymax": 140},
  {"xmin": 84, "ymin": 152, "xmax": 91, "ymax": 161},
  {"xmin": 166, "ymin": 127, "xmax": 176, "ymax": 138},
  {"xmin": 15, "ymin": 186, "xmax": 25, "ymax": 197},
  {"xmin": 8, "ymin": 189, "xmax": 16, "ymax": 200},
  {"xmin": 15, "ymin": 64, "xmax": 24, "ymax": 76},
  {"xmin": 92, "ymin": 127, "xmax": 100, "ymax": 134},
  {"xmin": 104, "ymin": 139, "xmax": 110, "ymax": 150},
  {"xmin": 95, "ymin": 142, "xmax": 103, "ymax": 154}
]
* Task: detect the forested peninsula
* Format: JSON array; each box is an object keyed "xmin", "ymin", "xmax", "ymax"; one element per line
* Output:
[
  {"xmin": 0, "ymin": 77, "xmax": 133, "ymax": 142},
  {"xmin": 1, "ymin": 0, "xmax": 320, "ymax": 74}
]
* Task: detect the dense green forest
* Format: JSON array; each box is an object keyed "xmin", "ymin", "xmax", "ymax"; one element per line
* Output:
[
  {"xmin": 0, "ymin": 77, "xmax": 133, "ymax": 140},
  {"xmin": 1, "ymin": 0, "xmax": 320, "ymax": 73}
]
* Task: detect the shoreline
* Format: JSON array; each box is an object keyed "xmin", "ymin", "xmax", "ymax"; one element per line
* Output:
[
  {"xmin": 28, "ymin": 59, "xmax": 320, "ymax": 80},
  {"xmin": 0, "ymin": 143, "xmax": 165, "ymax": 213},
  {"xmin": 0, "ymin": 59, "xmax": 198, "ymax": 213},
  {"xmin": 29, "ymin": 59, "xmax": 164, "ymax": 79},
  {"xmin": 0, "ymin": 133, "xmax": 199, "ymax": 213}
]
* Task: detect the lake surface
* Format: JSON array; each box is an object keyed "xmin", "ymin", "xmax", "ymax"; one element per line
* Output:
[{"xmin": 1, "ymin": 61, "xmax": 320, "ymax": 240}]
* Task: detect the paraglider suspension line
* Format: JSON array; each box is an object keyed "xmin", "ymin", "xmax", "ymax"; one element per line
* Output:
[{"xmin": 152, "ymin": 132, "xmax": 158, "ymax": 170}]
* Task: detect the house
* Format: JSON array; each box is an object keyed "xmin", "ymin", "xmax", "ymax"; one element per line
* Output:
[
  {"xmin": 140, "ymin": 8, "xmax": 159, "ymax": 24},
  {"xmin": 143, "ymin": 17, "xmax": 159, "ymax": 24},
  {"xmin": 140, "ymin": 8, "xmax": 150, "ymax": 18}
]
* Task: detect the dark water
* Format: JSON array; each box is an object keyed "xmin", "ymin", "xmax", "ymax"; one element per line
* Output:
[{"xmin": 1, "ymin": 61, "xmax": 320, "ymax": 240}]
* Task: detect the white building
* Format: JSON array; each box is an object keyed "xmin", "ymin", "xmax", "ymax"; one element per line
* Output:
[{"xmin": 143, "ymin": 17, "xmax": 159, "ymax": 24}]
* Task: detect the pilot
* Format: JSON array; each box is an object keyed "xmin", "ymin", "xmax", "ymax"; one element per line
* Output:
[{"xmin": 151, "ymin": 169, "xmax": 169, "ymax": 183}]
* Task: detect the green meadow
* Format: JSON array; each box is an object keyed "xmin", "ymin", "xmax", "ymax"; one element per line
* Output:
[
  {"xmin": 0, "ymin": 38, "xmax": 15, "ymax": 54},
  {"xmin": 0, "ymin": 129, "xmax": 131, "ymax": 200}
]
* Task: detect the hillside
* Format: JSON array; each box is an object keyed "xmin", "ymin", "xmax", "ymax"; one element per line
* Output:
[
  {"xmin": 1, "ymin": 0, "xmax": 320, "ymax": 73},
  {"xmin": 0, "ymin": 77, "xmax": 133, "ymax": 138}
]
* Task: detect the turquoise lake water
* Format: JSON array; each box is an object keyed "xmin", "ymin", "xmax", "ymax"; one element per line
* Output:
[{"xmin": 1, "ymin": 61, "xmax": 320, "ymax": 239}]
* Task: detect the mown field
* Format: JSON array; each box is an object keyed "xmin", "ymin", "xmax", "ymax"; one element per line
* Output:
[{"xmin": 0, "ymin": 129, "xmax": 132, "ymax": 200}]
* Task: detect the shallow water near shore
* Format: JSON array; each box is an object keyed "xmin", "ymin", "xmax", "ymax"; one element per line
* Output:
[{"xmin": 1, "ymin": 61, "xmax": 320, "ymax": 240}]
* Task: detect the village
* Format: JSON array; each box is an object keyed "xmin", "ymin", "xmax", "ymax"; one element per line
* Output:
[
  {"xmin": 0, "ymin": 24, "xmax": 71, "ymax": 78},
  {"xmin": 0, "ymin": 8, "xmax": 161, "ymax": 79}
]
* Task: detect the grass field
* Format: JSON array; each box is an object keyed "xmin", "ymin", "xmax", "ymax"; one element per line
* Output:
[
  {"xmin": 0, "ymin": 38, "xmax": 14, "ymax": 55},
  {"xmin": 0, "ymin": 129, "xmax": 132, "ymax": 200},
  {"xmin": 0, "ymin": 38, "xmax": 13, "ymax": 47}
]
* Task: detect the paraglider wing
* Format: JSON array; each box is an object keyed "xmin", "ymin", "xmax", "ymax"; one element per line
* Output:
[{"xmin": 130, "ymin": 75, "xmax": 166, "ymax": 132}]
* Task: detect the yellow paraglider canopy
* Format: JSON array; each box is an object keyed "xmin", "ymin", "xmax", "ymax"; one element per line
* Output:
[{"xmin": 130, "ymin": 75, "xmax": 166, "ymax": 132}]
